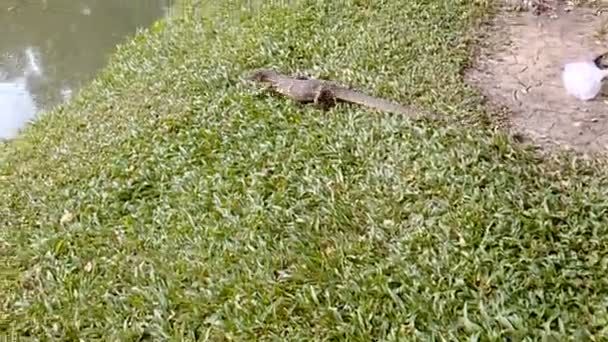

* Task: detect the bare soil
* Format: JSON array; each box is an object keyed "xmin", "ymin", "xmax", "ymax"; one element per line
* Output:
[{"xmin": 467, "ymin": 1, "xmax": 608, "ymax": 153}]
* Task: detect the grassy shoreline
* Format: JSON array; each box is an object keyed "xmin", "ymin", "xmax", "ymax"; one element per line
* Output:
[{"xmin": 2, "ymin": 0, "xmax": 608, "ymax": 339}]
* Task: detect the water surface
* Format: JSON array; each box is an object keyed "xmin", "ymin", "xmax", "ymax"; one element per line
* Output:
[{"xmin": 0, "ymin": 0, "xmax": 172, "ymax": 139}]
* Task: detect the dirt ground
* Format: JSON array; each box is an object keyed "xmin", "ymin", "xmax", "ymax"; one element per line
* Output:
[{"xmin": 466, "ymin": 0, "xmax": 608, "ymax": 153}]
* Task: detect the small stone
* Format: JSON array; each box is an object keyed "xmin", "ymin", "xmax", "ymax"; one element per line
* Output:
[{"xmin": 60, "ymin": 211, "xmax": 75, "ymax": 225}]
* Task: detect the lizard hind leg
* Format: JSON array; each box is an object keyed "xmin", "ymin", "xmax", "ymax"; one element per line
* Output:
[{"xmin": 314, "ymin": 87, "xmax": 337, "ymax": 111}]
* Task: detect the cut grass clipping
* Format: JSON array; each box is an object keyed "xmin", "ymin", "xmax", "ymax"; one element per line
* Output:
[{"xmin": 2, "ymin": 0, "xmax": 608, "ymax": 340}]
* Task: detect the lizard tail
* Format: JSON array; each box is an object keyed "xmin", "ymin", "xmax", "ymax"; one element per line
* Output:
[{"xmin": 331, "ymin": 87, "xmax": 415, "ymax": 116}]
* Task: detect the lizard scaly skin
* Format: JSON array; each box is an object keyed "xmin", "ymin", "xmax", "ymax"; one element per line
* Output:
[{"xmin": 248, "ymin": 69, "xmax": 426, "ymax": 118}]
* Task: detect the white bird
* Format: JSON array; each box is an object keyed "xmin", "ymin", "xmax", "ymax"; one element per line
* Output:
[{"xmin": 562, "ymin": 52, "xmax": 608, "ymax": 101}]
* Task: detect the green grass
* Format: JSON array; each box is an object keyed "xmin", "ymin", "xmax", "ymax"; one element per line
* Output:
[{"xmin": 2, "ymin": 0, "xmax": 608, "ymax": 340}]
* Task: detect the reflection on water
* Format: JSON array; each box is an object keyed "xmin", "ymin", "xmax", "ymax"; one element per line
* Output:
[
  {"xmin": 0, "ymin": 0, "xmax": 172, "ymax": 140},
  {"xmin": 0, "ymin": 77, "xmax": 37, "ymax": 139}
]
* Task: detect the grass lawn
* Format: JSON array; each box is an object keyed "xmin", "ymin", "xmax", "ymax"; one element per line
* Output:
[{"xmin": 2, "ymin": 0, "xmax": 608, "ymax": 340}]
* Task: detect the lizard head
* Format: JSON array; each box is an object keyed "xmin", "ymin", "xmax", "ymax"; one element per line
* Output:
[{"xmin": 248, "ymin": 69, "xmax": 279, "ymax": 83}]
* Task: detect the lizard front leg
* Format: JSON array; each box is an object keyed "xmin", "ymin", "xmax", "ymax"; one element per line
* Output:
[{"xmin": 313, "ymin": 86, "xmax": 337, "ymax": 111}]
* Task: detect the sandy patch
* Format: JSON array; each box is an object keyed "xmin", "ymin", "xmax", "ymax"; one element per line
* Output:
[{"xmin": 467, "ymin": 1, "xmax": 608, "ymax": 153}]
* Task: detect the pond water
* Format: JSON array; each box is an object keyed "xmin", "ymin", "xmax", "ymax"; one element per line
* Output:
[{"xmin": 0, "ymin": 0, "xmax": 173, "ymax": 140}]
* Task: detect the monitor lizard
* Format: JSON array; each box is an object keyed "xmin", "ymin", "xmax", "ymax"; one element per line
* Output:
[{"xmin": 247, "ymin": 69, "xmax": 432, "ymax": 119}]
